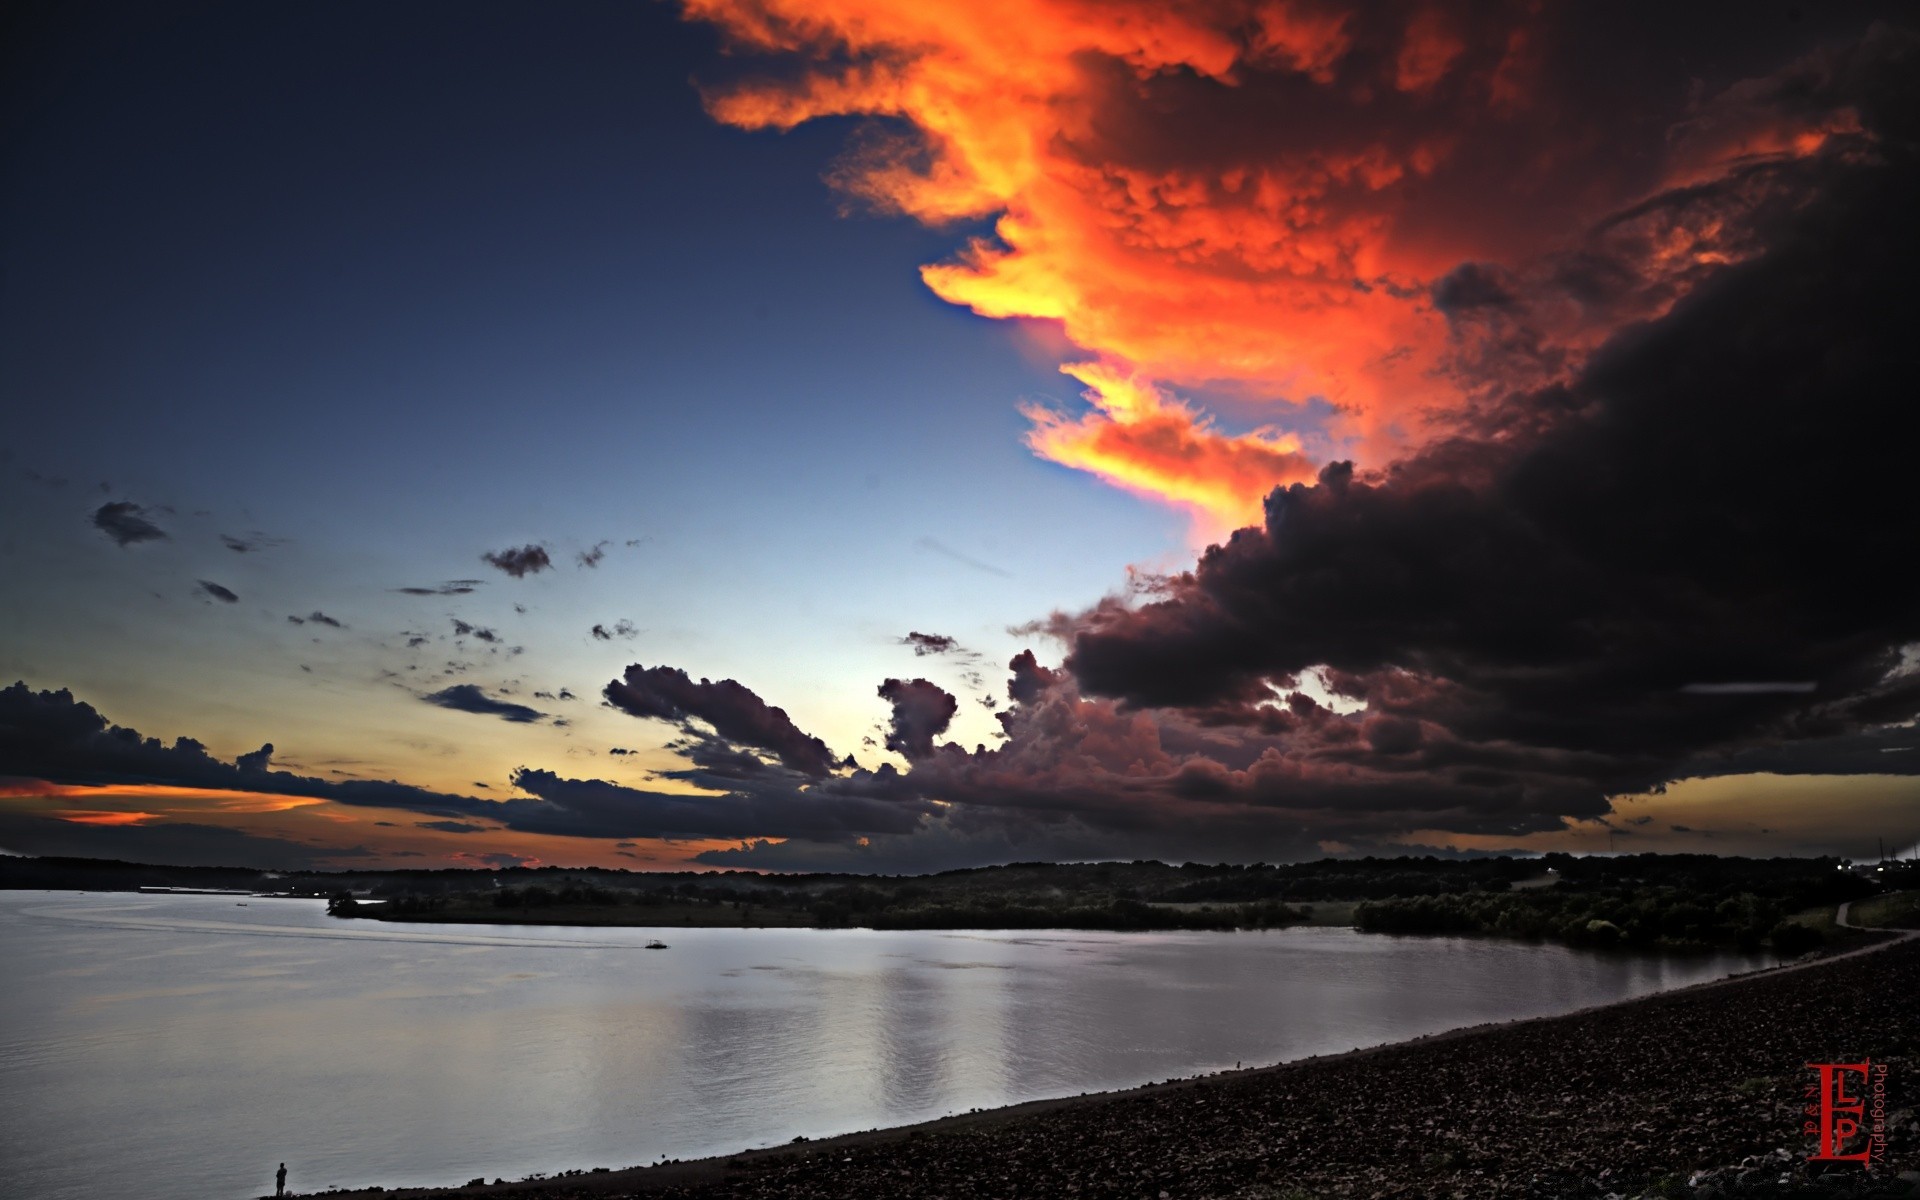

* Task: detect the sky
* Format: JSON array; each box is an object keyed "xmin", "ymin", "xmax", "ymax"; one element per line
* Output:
[{"xmin": 2, "ymin": 0, "xmax": 1916, "ymax": 874}]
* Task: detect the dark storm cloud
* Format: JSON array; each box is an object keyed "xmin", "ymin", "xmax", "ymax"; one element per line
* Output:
[
  {"xmin": 505, "ymin": 766, "xmax": 929, "ymax": 842},
  {"xmin": 1431, "ymin": 262, "xmax": 1518, "ymax": 314},
  {"xmin": 482, "ymin": 544, "xmax": 552, "ymax": 578},
  {"xmin": 92, "ymin": 501, "xmax": 168, "ymax": 546},
  {"xmin": 421, "ymin": 684, "xmax": 545, "ymax": 724},
  {"xmin": 878, "ymin": 678, "xmax": 958, "ymax": 761},
  {"xmin": 1055, "ymin": 75, "xmax": 1920, "ymax": 822},
  {"xmin": 197, "ymin": 581, "xmax": 240, "ymax": 604},
  {"xmin": 604, "ymin": 664, "xmax": 839, "ymax": 777}
]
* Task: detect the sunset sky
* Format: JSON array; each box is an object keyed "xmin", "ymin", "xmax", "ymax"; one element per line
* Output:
[{"xmin": 3, "ymin": 0, "xmax": 1916, "ymax": 873}]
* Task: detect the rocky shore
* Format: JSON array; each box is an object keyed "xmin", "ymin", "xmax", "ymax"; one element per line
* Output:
[{"xmin": 303, "ymin": 935, "xmax": 1919, "ymax": 1200}]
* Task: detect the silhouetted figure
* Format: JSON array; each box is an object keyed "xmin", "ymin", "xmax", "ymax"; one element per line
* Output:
[{"xmin": 275, "ymin": 1162, "xmax": 287, "ymax": 1197}]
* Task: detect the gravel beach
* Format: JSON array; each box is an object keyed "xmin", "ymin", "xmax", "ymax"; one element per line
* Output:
[{"xmin": 301, "ymin": 933, "xmax": 1919, "ymax": 1200}]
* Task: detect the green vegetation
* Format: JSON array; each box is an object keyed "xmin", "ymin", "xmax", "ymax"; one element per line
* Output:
[
  {"xmin": 9, "ymin": 852, "xmax": 1914, "ymax": 942},
  {"xmin": 329, "ymin": 881, "xmax": 1311, "ymax": 932},
  {"xmin": 1849, "ymin": 889, "xmax": 1920, "ymax": 929},
  {"xmin": 1354, "ymin": 856, "xmax": 1902, "ymax": 953}
]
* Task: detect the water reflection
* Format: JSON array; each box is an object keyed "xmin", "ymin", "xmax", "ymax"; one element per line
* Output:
[{"xmin": 0, "ymin": 893, "xmax": 1773, "ymax": 1200}]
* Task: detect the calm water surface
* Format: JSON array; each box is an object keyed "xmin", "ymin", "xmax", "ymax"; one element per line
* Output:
[{"xmin": 0, "ymin": 891, "xmax": 1773, "ymax": 1200}]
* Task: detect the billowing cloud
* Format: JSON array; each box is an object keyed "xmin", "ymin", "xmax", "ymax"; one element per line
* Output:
[
  {"xmin": 92, "ymin": 501, "xmax": 168, "ymax": 546},
  {"xmin": 604, "ymin": 664, "xmax": 839, "ymax": 777},
  {"xmin": 482, "ymin": 544, "xmax": 552, "ymax": 578},
  {"xmin": 1049, "ymin": 87, "xmax": 1920, "ymax": 820},
  {"xmin": 682, "ymin": 1, "xmax": 1894, "ymax": 525},
  {"xmin": 877, "ymin": 678, "xmax": 958, "ymax": 761},
  {"xmin": 422, "ymin": 685, "xmax": 545, "ymax": 724},
  {"xmin": 197, "ymin": 581, "xmax": 240, "ymax": 604},
  {"xmin": 0, "ymin": 683, "xmax": 924, "ymax": 848},
  {"xmin": 507, "ymin": 765, "xmax": 930, "ymax": 842}
]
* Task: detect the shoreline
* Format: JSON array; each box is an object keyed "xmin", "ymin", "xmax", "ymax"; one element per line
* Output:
[{"xmin": 295, "ymin": 925, "xmax": 1918, "ymax": 1200}]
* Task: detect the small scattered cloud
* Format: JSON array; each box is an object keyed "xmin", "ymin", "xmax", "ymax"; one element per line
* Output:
[
  {"xmin": 421, "ymin": 685, "xmax": 546, "ymax": 724},
  {"xmin": 452, "ymin": 619, "xmax": 500, "ymax": 644},
  {"xmin": 902, "ymin": 631, "xmax": 959, "ymax": 656},
  {"xmin": 591, "ymin": 619, "xmax": 639, "ymax": 642},
  {"xmin": 578, "ymin": 541, "xmax": 610, "ymax": 568},
  {"xmin": 220, "ymin": 533, "xmax": 286, "ymax": 554},
  {"xmin": 198, "ymin": 581, "xmax": 240, "ymax": 604},
  {"xmin": 914, "ymin": 536, "xmax": 1010, "ymax": 578},
  {"xmin": 93, "ymin": 502, "xmax": 168, "ymax": 547},
  {"xmin": 416, "ymin": 820, "xmax": 488, "ymax": 834},
  {"xmin": 482, "ymin": 545, "xmax": 552, "ymax": 578},
  {"xmin": 396, "ymin": 580, "xmax": 484, "ymax": 596}
]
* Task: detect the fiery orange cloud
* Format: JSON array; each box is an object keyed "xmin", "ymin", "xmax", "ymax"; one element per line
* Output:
[
  {"xmin": 683, "ymin": 0, "xmax": 1858, "ymax": 526},
  {"xmin": 1025, "ymin": 362, "xmax": 1315, "ymax": 537}
]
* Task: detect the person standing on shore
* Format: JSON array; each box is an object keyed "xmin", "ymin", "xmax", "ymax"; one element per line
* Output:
[{"xmin": 275, "ymin": 1162, "xmax": 287, "ymax": 1197}]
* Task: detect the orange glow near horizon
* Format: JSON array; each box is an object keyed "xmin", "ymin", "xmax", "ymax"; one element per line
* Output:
[
  {"xmin": 2, "ymin": 781, "xmax": 329, "ymax": 813},
  {"xmin": 54, "ymin": 810, "xmax": 161, "ymax": 826},
  {"xmin": 1, "ymin": 777, "xmax": 782, "ymax": 872}
]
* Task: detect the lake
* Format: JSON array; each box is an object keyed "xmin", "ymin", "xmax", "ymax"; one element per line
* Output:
[{"xmin": 0, "ymin": 891, "xmax": 1774, "ymax": 1200}]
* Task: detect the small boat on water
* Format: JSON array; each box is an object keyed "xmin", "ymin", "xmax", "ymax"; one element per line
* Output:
[{"xmin": 644, "ymin": 939, "xmax": 669, "ymax": 950}]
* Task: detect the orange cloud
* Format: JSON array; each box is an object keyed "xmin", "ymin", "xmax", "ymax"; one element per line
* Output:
[
  {"xmin": 2, "ymin": 780, "xmax": 327, "ymax": 813},
  {"xmin": 1025, "ymin": 361, "xmax": 1315, "ymax": 538},
  {"xmin": 54, "ymin": 810, "xmax": 160, "ymax": 826},
  {"xmin": 682, "ymin": 0, "xmax": 1863, "ymax": 527}
]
